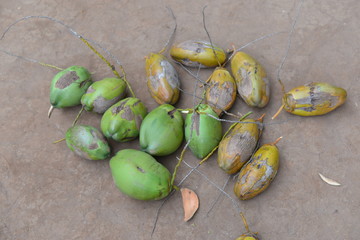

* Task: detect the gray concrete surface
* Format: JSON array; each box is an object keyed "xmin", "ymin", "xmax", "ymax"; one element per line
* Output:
[{"xmin": 1, "ymin": 0, "xmax": 359, "ymax": 239}]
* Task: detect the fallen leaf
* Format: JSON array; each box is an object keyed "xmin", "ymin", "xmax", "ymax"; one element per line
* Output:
[
  {"xmin": 318, "ymin": 173, "xmax": 341, "ymax": 186},
  {"xmin": 181, "ymin": 188, "xmax": 199, "ymax": 222}
]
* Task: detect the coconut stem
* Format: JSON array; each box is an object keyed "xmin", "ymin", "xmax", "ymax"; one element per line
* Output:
[
  {"xmin": 257, "ymin": 113, "xmax": 266, "ymax": 122},
  {"xmin": 53, "ymin": 138, "xmax": 65, "ymax": 144},
  {"xmin": 118, "ymin": 65, "xmax": 136, "ymax": 98},
  {"xmin": 72, "ymin": 105, "xmax": 85, "ymax": 126},
  {"xmin": 202, "ymin": 5, "xmax": 221, "ymax": 67},
  {"xmin": 158, "ymin": 7, "xmax": 177, "ymax": 54},
  {"xmin": 170, "ymin": 146, "xmax": 187, "ymax": 188},
  {"xmin": 79, "ymin": 37, "xmax": 136, "ymax": 98},
  {"xmin": 0, "ymin": 48, "xmax": 63, "ymax": 71},
  {"xmin": 48, "ymin": 105, "xmax": 55, "ymax": 118},
  {"xmin": 278, "ymin": 79, "xmax": 286, "ymax": 94},
  {"xmin": 38, "ymin": 62, "xmax": 63, "ymax": 71},
  {"xmin": 272, "ymin": 136, "xmax": 283, "ymax": 145},
  {"xmin": 240, "ymin": 111, "xmax": 253, "ymax": 121},
  {"xmin": 199, "ymin": 145, "xmax": 219, "ymax": 165},
  {"xmin": 79, "ymin": 37, "xmax": 120, "ymax": 78},
  {"xmin": 205, "ymin": 71, "xmax": 213, "ymax": 84},
  {"xmin": 222, "ymin": 44, "xmax": 237, "ymax": 68},
  {"xmin": 271, "ymin": 104, "xmax": 284, "ymax": 120},
  {"xmin": 240, "ymin": 212, "xmax": 251, "ymax": 233}
]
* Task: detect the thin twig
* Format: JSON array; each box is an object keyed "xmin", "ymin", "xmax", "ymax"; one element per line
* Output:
[
  {"xmin": 53, "ymin": 138, "xmax": 65, "ymax": 144},
  {"xmin": 202, "ymin": 5, "xmax": 221, "ymax": 67},
  {"xmin": 224, "ymin": 31, "xmax": 286, "ymax": 66},
  {"xmin": 0, "ymin": 48, "xmax": 63, "ymax": 71},
  {"xmin": 204, "ymin": 113, "xmax": 264, "ymax": 127},
  {"xmin": 72, "ymin": 105, "xmax": 85, "ymax": 126},
  {"xmin": 158, "ymin": 7, "xmax": 177, "ymax": 54},
  {"xmin": 175, "ymin": 62, "xmax": 208, "ymax": 85},
  {"xmin": 206, "ymin": 175, "xmax": 231, "ymax": 216},
  {"xmin": 276, "ymin": 0, "xmax": 304, "ymax": 93},
  {"xmin": 150, "ymin": 189, "xmax": 176, "ymax": 238},
  {"xmin": 182, "ymin": 160, "xmax": 242, "ymax": 213}
]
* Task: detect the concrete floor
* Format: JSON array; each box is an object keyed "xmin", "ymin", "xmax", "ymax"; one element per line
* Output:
[{"xmin": 1, "ymin": 0, "xmax": 359, "ymax": 239}]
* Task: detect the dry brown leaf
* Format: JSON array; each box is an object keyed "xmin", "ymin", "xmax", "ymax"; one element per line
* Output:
[
  {"xmin": 181, "ymin": 188, "xmax": 199, "ymax": 222},
  {"xmin": 318, "ymin": 173, "xmax": 341, "ymax": 186}
]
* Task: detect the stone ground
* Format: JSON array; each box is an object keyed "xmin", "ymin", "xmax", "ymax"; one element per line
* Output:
[{"xmin": 0, "ymin": 0, "xmax": 359, "ymax": 239}]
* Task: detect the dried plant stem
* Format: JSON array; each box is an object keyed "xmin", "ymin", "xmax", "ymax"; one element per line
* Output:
[
  {"xmin": 38, "ymin": 62, "xmax": 63, "ymax": 71},
  {"xmin": 206, "ymin": 175, "xmax": 231, "ymax": 216},
  {"xmin": 158, "ymin": 7, "xmax": 177, "ymax": 54},
  {"xmin": 272, "ymin": 136, "xmax": 283, "ymax": 145},
  {"xmin": 72, "ymin": 105, "xmax": 85, "ymax": 126},
  {"xmin": 257, "ymin": 113, "xmax": 266, "ymax": 122},
  {"xmin": 53, "ymin": 138, "xmax": 65, "ymax": 144},
  {"xmin": 182, "ymin": 160, "xmax": 242, "ymax": 213},
  {"xmin": 176, "ymin": 62, "xmax": 208, "ymax": 84},
  {"xmin": 150, "ymin": 190, "xmax": 176, "ymax": 238},
  {"xmin": 79, "ymin": 37, "xmax": 136, "ymax": 98},
  {"xmin": 224, "ymin": 31, "xmax": 286, "ymax": 66},
  {"xmin": 170, "ymin": 144, "xmax": 188, "ymax": 188},
  {"xmin": 79, "ymin": 37, "xmax": 120, "ymax": 79},
  {"xmin": 198, "ymin": 145, "xmax": 219, "ymax": 165},
  {"xmin": 202, "ymin": 5, "xmax": 221, "ymax": 67},
  {"xmin": 240, "ymin": 212, "xmax": 251, "ymax": 233},
  {"xmin": 271, "ymin": 104, "xmax": 285, "ymax": 120},
  {"xmin": 276, "ymin": 0, "xmax": 305, "ymax": 94},
  {"xmin": 0, "ymin": 48, "xmax": 63, "ymax": 70}
]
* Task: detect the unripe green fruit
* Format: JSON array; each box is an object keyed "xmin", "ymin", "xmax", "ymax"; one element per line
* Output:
[
  {"xmin": 50, "ymin": 66, "xmax": 92, "ymax": 108},
  {"xmin": 140, "ymin": 104, "xmax": 184, "ymax": 156},
  {"xmin": 110, "ymin": 149, "xmax": 172, "ymax": 200},
  {"xmin": 65, "ymin": 125, "xmax": 111, "ymax": 160},
  {"xmin": 81, "ymin": 77, "xmax": 127, "ymax": 114},
  {"xmin": 101, "ymin": 97, "xmax": 147, "ymax": 142},
  {"xmin": 185, "ymin": 104, "xmax": 222, "ymax": 159}
]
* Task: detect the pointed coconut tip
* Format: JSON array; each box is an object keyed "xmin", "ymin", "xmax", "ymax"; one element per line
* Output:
[
  {"xmin": 181, "ymin": 188, "xmax": 199, "ymax": 222},
  {"xmin": 257, "ymin": 113, "xmax": 266, "ymax": 122},
  {"xmin": 48, "ymin": 105, "xmax": 55, "ymax": 118},
  {"xmin": 272, "ymin": 136, "xmax": 283, "ymax": 145},
  {"xmin": 271, "ymin": 104, "xmax": 284, "ymax": 120}
]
